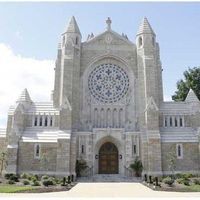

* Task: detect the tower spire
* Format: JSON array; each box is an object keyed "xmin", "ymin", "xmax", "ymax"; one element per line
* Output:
[
  {"xmin": 66, "ymin": 16, "xmax": 81, "ymax": 35},
  {"xmin": 137, "ymin": 17, "xmax": 155, "ymax": 35}
]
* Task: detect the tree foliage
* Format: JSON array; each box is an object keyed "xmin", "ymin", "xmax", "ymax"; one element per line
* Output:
[
  {"xmin": 130, "ymin": 157, "xmax": 143, "ymax": 177},
  {"xmin": 0, "ymin": 150, "xmax": 7, "ymax": 176},
  {"xmin": 172, "ymin": 67, "xmax": 200, "ymax": 101}
]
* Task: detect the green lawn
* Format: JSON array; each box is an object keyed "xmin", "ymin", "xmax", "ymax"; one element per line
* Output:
[
  {"xmin": 0, "ymin": 185, "xmax": 35, "ymax": 193},
  {"xmin": 186, "ymin": 185, "xmax": 200, "ymax": 192}
]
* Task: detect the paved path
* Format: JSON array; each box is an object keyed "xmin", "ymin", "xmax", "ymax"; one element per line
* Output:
[{"xmin": 0, "ymin": 183, "xmax": 200, "ymax": 198}]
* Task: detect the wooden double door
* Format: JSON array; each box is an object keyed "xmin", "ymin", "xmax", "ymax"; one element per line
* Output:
[{"xmin": 99, "ymin": 142, "xmax": 119, "ymax": 174}]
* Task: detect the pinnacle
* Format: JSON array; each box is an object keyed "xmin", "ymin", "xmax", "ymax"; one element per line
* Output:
[
  {"xmin": 16, "ymin": 88, "xmax": 32, "ymax": 103},
  {"xmin": 137, "ymin": 17, "xmax": 155, "ymax": 35},
  {"xmin": 66, "ymin": 16, "xmax": 81, "ymax": 35},
  {"xmin": 185, "ymin": 89, "xmax": 199, "ymax": 102}
]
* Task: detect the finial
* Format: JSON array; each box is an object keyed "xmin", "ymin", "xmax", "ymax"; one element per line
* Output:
[
  {"xmin": 106, "ymin": 17, "xmax": 112, "ymax": 31},
  {"xmin": 91, "ymin": 32, "xmax": 94, "ymax": 38}
]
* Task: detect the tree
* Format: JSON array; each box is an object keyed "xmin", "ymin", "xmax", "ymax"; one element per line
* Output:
[
  {"xmin": 172, "ymin": 67, "xmax": 200, "ymax": 101},
  {"xmin": 130, "ymin": 157, "xmax": 143, "ymax": 177},
  {"xmin": 40, "ymin": 152, "xmax": 49, "ymax": 171},
  {"xmin": 0, "ymin": 150, "xmax": 7, "ymax": 176},
  {"xmin": 167, "ymin": 146, "xmax": 177, "ymax": 179}
]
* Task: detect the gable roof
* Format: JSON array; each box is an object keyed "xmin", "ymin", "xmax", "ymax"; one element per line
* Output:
[
  {"xmin": 84, "ymin": 30, "xmax": 134, "ymax": 46},
  {"xmin": 185, "ymin": 89, "xmax": 199, "ymax": 102}
]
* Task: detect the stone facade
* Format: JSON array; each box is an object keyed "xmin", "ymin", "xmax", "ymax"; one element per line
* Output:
[{"xmin": 1, "ymin": 16, "xmax": 200, "ymax": 177}]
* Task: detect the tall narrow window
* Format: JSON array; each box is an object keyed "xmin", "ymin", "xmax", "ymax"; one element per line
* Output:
[
  {"xmin": 133, "ymin": 145, "xmax": 137, "ymax": 155},
  {"xmin": 176, "ymin": 144, "xmax": 183, "ymax": 159},
  {"xmin": 75, "ymin": 37, "xmax": 79, "ymax": 45},
  {"xmin": 34, "ymin": 116, "xmax": 37, "ymax": 126},
  {"xmin": 81, "ymin": 145, "xmax": 84, "ymax": 154},
  {"xmin": 44, "ymin": 116, "xmax": 48, "ymax": 127},
  {"xmin": 138, "ymin": 37, "xmax": 142, "ymax": 47},
  {"xmin": 164, "ymin": 117, "xmax": 167, "ymax": 127},
  {"xmin": 34, "ymin": 144, "xmax": 40, "ymax": 159},
  {"xmin": 175, "ymin": 117, "xmax": 178, "ymax": 127},
  {"xmin": 50, "ymin": 116, "xmax": 53, "ymax": 126},
  {"xmin": 180, "ymin": 117, "xmax": 183, "ymax": 127},
  {"xmin": 170, "ymin": 117, "xmax": 173, "ymax": 127},
  {"xmin": 39, "ymin": 116, "xmax": 43, "ymax": 126}
]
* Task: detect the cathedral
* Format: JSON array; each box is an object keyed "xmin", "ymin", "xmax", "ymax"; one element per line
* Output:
[{"xmin": 0, "ymin": 16, "xmax": 199, "ymax": 177}]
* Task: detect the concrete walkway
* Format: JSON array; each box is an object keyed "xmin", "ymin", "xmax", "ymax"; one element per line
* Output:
[{"xmin": 0, "ymin": 183, "xmax": 200, "ymax": 198}]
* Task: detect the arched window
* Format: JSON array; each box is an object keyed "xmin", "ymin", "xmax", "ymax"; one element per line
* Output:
[
  {"xmin": 169, "ymin": 117, "xmax": 173, "ymax": 127},
  {"xmin": 81, "ymin": 145, "xmax": 85, "ymax": 154},
  {"xmin": 50, "ymin": 116, "xmax": 53, "ymax": 126},
  {"xmin": 180, "ymin": 117, "xmax": 183, "ymax": 127},
  {"xmin": 39, "ymin": 116, "xmax": 43, "ymax": 126},
  {"xmin": 75, "ymin": 36, "xmax": 79, "ymax": 45},
  {"xmin": 175, "ymin": 117, "xmax": 178, "ymax": 127},
  {"xmin": 176, "ymin": 144, "xmax": 183, "ymax": 159},
  {"xmin": 138, "ymin": 37, "xmax": 143, "ymax": 47},
  {"xmin": 34, "ymin": 116, "xmax": 37, "ymax": 126},
  {"xmin": 164, "ymin": 117, "xmax": 167, "ymax": 127},
  {"xmin": 119, "ymin": 109, "xmax": 123, "ymax": 128},
  {"xmin": 44, "ymin": 116, "xmax": 48, "ymax": 127},
  {"xmin": 94, "ymin": 108, "xmax": 98, "ymax": 128},
  {"xmin": 34, "ymin": 144, "xmax": 40, "ymax": 159}
]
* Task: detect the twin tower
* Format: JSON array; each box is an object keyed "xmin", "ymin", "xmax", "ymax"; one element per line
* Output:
[{"xmin": 51, "ymin": 16, "xmax": 163, "ymax": 175}]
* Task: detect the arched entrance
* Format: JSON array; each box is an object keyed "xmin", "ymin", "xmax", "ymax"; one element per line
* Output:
[{"xmin": 99, "ymin": 142, "xmax": 118, "ymax": 174}]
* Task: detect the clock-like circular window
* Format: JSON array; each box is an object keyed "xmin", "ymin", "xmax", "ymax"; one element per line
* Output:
[{"xmin": 88, "ymin": 63, "xmax": 129, "ymax": 103}]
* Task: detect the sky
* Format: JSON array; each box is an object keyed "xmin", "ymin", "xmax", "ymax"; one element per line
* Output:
[{"xmin": 0, "ymin": 2, "xmax": 200, "ymax": 127}]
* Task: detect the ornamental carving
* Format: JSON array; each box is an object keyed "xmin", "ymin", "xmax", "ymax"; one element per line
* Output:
[{"xmin": 88, "ymin": 63, "xmax": 129, "ymax": 103}]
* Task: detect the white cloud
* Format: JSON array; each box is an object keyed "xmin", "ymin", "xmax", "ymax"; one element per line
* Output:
[
  {"xmin": 15, "ymin": 31, "xmax": 23, "ymax": 40},
  {"xmin": 0, "ymin": 43, "xmax": 54, "ymax": 127}
]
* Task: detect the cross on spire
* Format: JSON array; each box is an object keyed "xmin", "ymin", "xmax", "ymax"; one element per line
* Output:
[{"xmin": 106, "ymin": 17, "xmax": 112, "ymax": 31}]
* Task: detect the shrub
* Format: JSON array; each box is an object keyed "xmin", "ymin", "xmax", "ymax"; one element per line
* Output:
[
  {"xmin": 130, "ymin": 157, "xmax": 143, "ymax": 177},
  {"xmin": 9, "ymin": 174, "xmax": 19, "ymax": 182},
  {"xmin": 193, "ymin": 179, "xmax": 200, "ymax": 185},
  {"xmin": 48, "ymin": 177, "xmax": 56, "ymax": 185},
  {"xmin": 175, "ymin": 173, "xmax": 182, "ymax": 179},
  {"xmin": 41, "ymin": 175, "xmax": 49, "ymax": 180},
  {"xmin": 67, "ymin": 176, "xmax": 71, "ymax": 184},
  {"xmin": 183, "ymin": 179, "xmax": 190, "ymax": 186},
  {"xmin": 163, "ymin": 177, "xmax": 174, "ymax": 186},
  {"xmin": 177, "ymin": 178, "xmax": 185, "ymax": 184},
  {"xmin": 5, "ymin": 173, "xmax": 14, "ymax": 179},
  {"xmin": 23, "ymin": 180, "xmax": 30, "ymax": 185},
  {"xmin": 42, "ymin": 179, "xmax": 54, "ymax": 187},
  {"xmin": 183, "ymin": 173, "xmax": 193, "ymax": 179},
  {"xmin": 34, "ymin": 175, "xmax": 39, "ymax": 180},
  {"xmin": 32, "ymin": 180, "xmax": 40, "ymax": 186},
  {"xmin": 8, "ymin": 180, "xmax": 15, "ymax": 185},
  {"xmin": 20, "ymin": 173, "xmax": 29, "ymax": 179},
  {"xmin": 30, "ymin": 176, "xmax": 37, "ymax": 182},
  {"xmin": 61, "ymin": 177, "xmax": 66, "ymax": 186},
  {"xmin": 54, "ymin": 178, "xmax": 61, "ymax": 184}
]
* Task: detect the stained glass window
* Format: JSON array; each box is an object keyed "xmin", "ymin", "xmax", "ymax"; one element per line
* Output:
[{"xmin": 88, "ymin": 63, "xmax": 129, "ymax": 103}]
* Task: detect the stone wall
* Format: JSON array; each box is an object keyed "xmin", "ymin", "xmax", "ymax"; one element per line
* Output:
[
  {"xmin": 18, "ymin": 142, "xmax": 57, "ymax": 173},
  {"xmin": 0, "ymin": 138, "xmax": 6, "ymax": 151},
  {"xmin": 161, "ymin": 142, "xmax": 200, "ymax": 173}
]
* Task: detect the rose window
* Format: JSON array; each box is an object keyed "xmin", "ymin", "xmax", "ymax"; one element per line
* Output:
[{"xmin": 88, "ymin": 63, "xmax": 129, "ymax": 103}]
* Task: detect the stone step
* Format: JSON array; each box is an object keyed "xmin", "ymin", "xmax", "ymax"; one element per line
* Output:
[{"xmin": 77, "ymin": 174, "xmax": 142, "ymax": 182}]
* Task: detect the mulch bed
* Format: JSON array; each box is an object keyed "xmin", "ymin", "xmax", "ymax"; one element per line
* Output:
[
  {"xmin": 143, "ymin": 181, "xmax": 197, "ymax": 192},
  {"xmin": 17, "ymin": 183, "xmax": 77, "ymax": 193}
]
